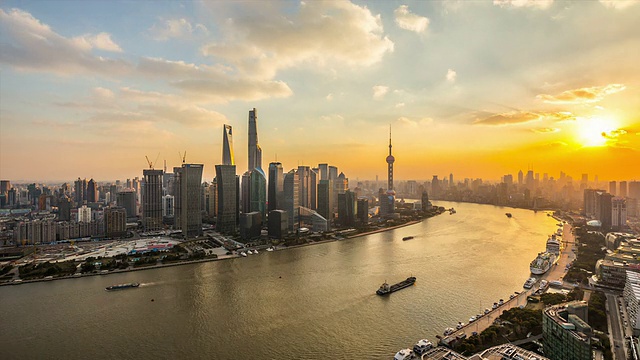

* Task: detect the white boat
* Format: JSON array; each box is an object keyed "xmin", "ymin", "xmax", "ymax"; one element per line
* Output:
[
  {"xmin": 523, "ymin": 277, "xmax": 537, "ymax": 289},
  {"xmin": 530, "ymin": 252, "xmax": 556, "ymax": 275},
  {"xmin": 394, "ymin": 349, "xmax": 414, "ymax": 360},
  {"xmin": 539, "ymin": 280, "xmax": 549, "ymax": 291},
  {"xmin": 456, "ymin": 322, "xmax": 464, "ymax": 329},
  {"xmin": 266, "ymin": 246, "xmax": 275, "ymax": 252},
  {"xmin": 550, "ymin": 280, "xmax": 563, "ymax": 287},
  {"xmin": 546, "ymin": 236, "xmax": 561, "ymax": 255},
  {"xmin": 469, "ymin": 316, "xmax": 477, "ymax": 323},
  {"xmin": 443, "ymin": 327, "xmax": 455, "ymax": 336},
  {"xmin": 413, "ymin": 339, "xmax": 433, "ymax": 355},
  {"xmin": 240, "ymin": 251, "xmax": 247, "ymax": 257}
]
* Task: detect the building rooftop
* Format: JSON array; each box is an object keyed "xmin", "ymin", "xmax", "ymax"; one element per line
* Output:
[
  {"xmin": 421, "ymin": 344, "xmax": 548, "ymax": 360},
  {"xmin": 544, "ymin": 303, "xmax": 591, "ymax": 343}
]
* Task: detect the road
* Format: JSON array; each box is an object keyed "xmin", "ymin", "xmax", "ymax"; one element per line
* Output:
[{"xmin": 606, "ymin": 292, "xmax": 627, "ymax": 360}]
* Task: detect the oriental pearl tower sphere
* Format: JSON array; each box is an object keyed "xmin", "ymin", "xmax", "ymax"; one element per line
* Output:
[{"xmin": 386, "ymin": 126, "xmax": 395, "ymax": 195}]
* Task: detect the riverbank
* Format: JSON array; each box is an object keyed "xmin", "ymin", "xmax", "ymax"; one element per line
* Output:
[{"xmin": 1, "ymin": 216, "xmax": 436, "ymax": 287}]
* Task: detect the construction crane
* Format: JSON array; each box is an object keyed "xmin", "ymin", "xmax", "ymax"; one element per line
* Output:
[
  {"xmin": 145, "ymin": 153, "xmax": 160, "ymax": 169},
  {"xmin": 178, "ymin": 151, "xmax": 186, "ymax": 164}
]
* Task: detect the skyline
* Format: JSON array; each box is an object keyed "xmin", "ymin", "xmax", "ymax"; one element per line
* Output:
[{"xmin": 1, "ymin": 1, "xmax": 639, "ymax": 182}]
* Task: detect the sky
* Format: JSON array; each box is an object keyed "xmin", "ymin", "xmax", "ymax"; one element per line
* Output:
[{"xmin": 1, "ymin": 0, "xmax": 639, "ymax": 183}]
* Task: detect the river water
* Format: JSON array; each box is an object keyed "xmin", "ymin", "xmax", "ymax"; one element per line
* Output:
[{"xmin": 0, "ymin": 201, "xmax": 558, "ymax": 359}]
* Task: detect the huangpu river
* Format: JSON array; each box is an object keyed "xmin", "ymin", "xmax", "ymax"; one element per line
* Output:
[{"xmin": 0, "ymin": 201, "xmax": 558, "ymax": 359}]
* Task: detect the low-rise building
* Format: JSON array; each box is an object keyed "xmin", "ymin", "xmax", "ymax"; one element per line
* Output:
[
  {"xmin": 542, "ymin": 301, "xmax": 592, "ymax": 360},
  {"xmin": 624, "ymin": 270, "xmax": 640, "ymax": 336}
]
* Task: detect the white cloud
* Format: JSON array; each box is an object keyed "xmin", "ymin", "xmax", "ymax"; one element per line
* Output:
[
  {"xmin": 493, "ymin": 0, "xmax": 554, "ymax": 9},
  {"xmin": 201, "ymin": 1, "xmax": 394, "ymax": 79},
  {"xmin": 396, "ymin": 116, "xmax": 433, "ymax": 127},
  {"xmin": 326, "ymin": 93, "xmax": 334, "ymax": 101},
  {"xmin": 446, "ymin": 69, "xmax": 457, "ymax": 83},
  {"xmin": 599, "ymin": 0, "xmax": 639, "ymax": 9},
  {"xmin": 0, "ymin": 8, "xmax": 130, "ymax": 75},
  {"xmin": 372, "ymin": 85, "xmax": 389, "ymax": 100},
  {"xmin": 149, "ymin": 18, "xmax": 209, "ymax": 41},
  {"xmin": 537, "ymin": 84, "xmax": 626, "ymax": 104},
  {"xmin": 395, "ymin": 102, "xmax": 405, "ymax": 108},
  {"xmin": 394, "ymin": 5, "xmax": 430, "ymax": 33}
]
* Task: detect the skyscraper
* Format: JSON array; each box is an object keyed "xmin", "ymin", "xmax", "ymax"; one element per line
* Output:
[
  {"xmin": 216, "ymin": 165, "xmax": 238, "ymax": 234},
  {"xmin": 609, "ymin": 181, "xmax": 617, "ymax": 196},
  {"xmin": 142, "ymin": 169, "xmax": 163, "ymax": 231},
  {"xmin": 87, "ymin": 178, "xmax": 98, "ymax": 203},
  {"xmin": 222, "ymin": 124, "xmax": 235, "ymax": 166},
  {"xmin": 612, "ymin": 197, "xmax": 627, "ymax": 230},
  {"xmin": 284, "ymin": 169, "xmax": 299, "ymax": 231},
  {"xmin": 268, "ymin": 162, "xmax": 284, "ymax": 211},
  {"xmin": 174, "ymin": 164, "xmax": 204, "ymax": 238},
  {"xmin": 248, "ymin": 108, "xmax": 262, "ymax": 171},
  {"xmin": 249, "ymin": 169, "xmax": 267, "ymax": 219},
  {"xmin": 317, "ymin": 179, "xmax": 333, "ymax": 222}
]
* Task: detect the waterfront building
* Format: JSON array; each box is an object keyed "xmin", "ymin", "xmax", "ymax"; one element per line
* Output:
[
  {"xmin": 421, "ymin": 191, "xmax": 430, "ymax": 211},
  {"xmin": 317, "ymin": 179, "xmax": 333, "ymax": 223},
  {"xmin": 174, "ymin": 164, "xmax": 204, "ymax": 238},
  {"xmin": 268, "ymin": 210, "xmax": 288, "ymax": 239},
  {"xmin": 222, "ymin": 124, "xmax": 235, "ymax": 166},
  {"xmin": 542, "ymin": 301, "xmax": 592, "ymax": 360},
  {"xmin": 298, "ymin": 166, "xmax": 312, "ymax": 209},
  {"xmin": 104, "ymin": 207, "xmax": 126, "ymax": 238},
  {"xmin": 117, "ymin": 190, "xmax": 137, "ymax": 220},
  {"xmin": 612, "ymin": 197, "xmax": 627, "ymax": 230},
  {"xmin": 142, "ymin": 169, "xmax": 163, "ymax": 232},
  {"xmin": 595, "ymin": 259, "xmax": 631, "ymax": 288},
  {"xmin": 583, "ymin": 189, "xmax": 603, "ymax": 218},
  {"xmin": 207, "ymin": 181, "xmax": 217, "ymax": 218},
  {"xmin": 298, "ymin": 207, "xmax": 329, "ymax": 232},
  {"xmin": 268, "ymin": 162, "xmax": 284, "ymax": 211},
  {"xmin": 337, "ymin": 190, "xmax": 357, "ymax": 228},
  {"xmin": 215, "ymin": 164, "xmax": 238, "ymax": 235},
  {"xmin": 241, "ymin": 171, "xmax": 251, "ymax": 213},
  {"xmin": 624, "ymin": 271, "xmax": 640, "ymax": 336},
  {"xmin": 334, "ymin": 172, "xmax": 348, "ymax": 212},
  {"xmin": 248, "ymin": 108, "xmax": 262, "ymax": 172},
  {"xmin": 249, "ymin": 168, "xmax": 267, "ymax": 219},
  {"xmin": 240, "ymin": 211, "xmax": 262, "ymax": 241},
  {"xmin": 284, "ymin": 169, "xmax": 299, "ymax": 231},
  {"xmin": 357, "ymin": 198, "xmax": 369, "ymax": 225}
]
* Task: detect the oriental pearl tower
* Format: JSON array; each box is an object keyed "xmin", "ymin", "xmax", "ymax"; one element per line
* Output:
[{"xmin": 386, "ymin": 126, "xmax": 395, "ymax": 194}]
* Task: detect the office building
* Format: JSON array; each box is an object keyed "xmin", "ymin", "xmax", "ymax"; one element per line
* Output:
[
  {"xmin": 240, "ymin": 211, "xmax": 262, "ymax": 240},
  {"xmin": 174, "ymin": 164, "xmax": 204, "ymax": 238},
  {"xmin": 317, "ymin": 179, "xmax": 333, "ymax": 223},
  {"xmin": 268, "ymin": 210, "xmax": 288, "ymax": 239},
  {"xmin": 222, "ymin": 124, "xmax": 235, "ymax": 166},
  {"xmin": 612, "ymin": 197, "xmax": 627, "ymax": 230},
  {"xmin": 542, "ymin": 301, "xmax": 592, "ymax": 360},
  {"xmin": 595, "ymin": 191, "xmax": 613, "ymax": 229},
  {"xmin": 318, "ymin": 163, "xmax": 328, "ymax": 181},
  {"xmin": 216, "ymin": 164, "xmax": 238, "ymax": 235},
  {"xmin": 74, "ymin": 177, "xmax": 87, "ymax": 205},
  {"xmin": 337, "ymin": 190, "xmax": 357, "ymax": 228},
  {"xmin": 117, "ymin": 190, "xmax": 137, "ymax": 219},
  {"xmin": 104, "ymin": 207, "xmax": 127, "ymax": 238},
  {"xmin": 249, "ymin": 168, "xmax": 267, "ymax": 219},
  {"xmin": 298, "ymin": 166, "xmax": 312, "ymax": 209},
  {"xmin": 162, "ymin": 195, "xmax": 174, "ymax": 219},
  {"xmin": 268, "ymin": 162, "xmax": 284, "ymax": 211},
  {"xmin": 357, "ymin": 198, "xmax": 369, "ymax": 224},
  {"xmin": 283, "ymin": 169, "xmax": 299, "ymax": 231},
  {"xmin": 610, "ymin": 181, "xmax": 617, "ymax": 196},
  {"xmin": 87, "ymin": 178, "xmax": 98, "ymax": 203},
  {"xmin": 248, "ymin": 108, "xmax": 262, "ymax": 171},
  {"xmin": 624, "ymin": 271, "xmax": 640, "ymax": 336},
  {"xmin": 620, "ymin": 181, "xmax": 628, "ymax": 198},
  {"xmin": 143, "ymin": 169, "xmax": 163, "ymax": 231}
]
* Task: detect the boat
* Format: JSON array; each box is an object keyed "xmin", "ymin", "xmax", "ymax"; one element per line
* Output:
[
  {"xmin": 376, "ymin": 276, "xmax": 416, "ymax": 295},
  {"xmin": 240, "ymin": 251, "xmax": 247, "ymax": 257},
  {"xmin": 546, "ymin": 236, "xmax": 561, "ymax": 255},
  {"xmin": 105, "ymin": 282, "xmax": 140, "ymax": 291},
  {"xmin": 549, "ymin": 280, "xmax": 563, "ymax": 288},
  {"xmin": 413, "ymin": 339, "xmax": 433, "ymax": 355},
  {"xmin": 254, "ymin": 249, "xmax": 259, "ymax": 254},
  {"xmin": 469, "ymin": 316, "xmax": 477, "ymax": 323},
  {"xmin": 505, "ymin": 213, "xmax": 512, "ymax": 218},
  {"xmin": 530, "ymin": 252, "xmax": 556, "ymax": 275},
  {"xmin": 539, "ymin": 280, "xmax": 549, "ymax": 291},
  {"xmin": 443, "ymin": 327, "xmax": 455, "ymax": 336},
  {"xmin": 402, "ymin": 236, "xmax": 414, "ymax": 241},
  {"xmin": 523, "ymin": 277, "xmax": 537, "ymax": 289},
  {"xmin": 394, "ymin": 349, "xmax": 414, "ymax": 360},
  {"xmin": 456, "ymin": 322, "xmax": 464, "ymax": 329},
  {"xmin": 266, "ymin": 246, "xmax": 275, "ymax": 252},
  {"xmin": 449, "ymin": 208, "xmax": 456, "ymax": 214}
]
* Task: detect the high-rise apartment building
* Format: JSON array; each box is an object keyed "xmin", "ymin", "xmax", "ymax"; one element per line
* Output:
[
  {"xmin": 542, "ymin": 302, "xmax": 591, "ymax": 360},
  {"xmin": 222, "ymin": 124, "xmax": 235, "ymax": 166},
  {"xmin": 284, "ymin": 169, "xmax": 299, "ymax": 231},
  {"xmin": 142, "ymin": 169, "xmax": 163, "ymax": 231},
  {"xmin": 248, "ymin": 108, "xmax": 262, "ymax": 171},
  {"xmin": 174, "ymin": 164, "xmax": 204, "ymax": 238},
  {"xmin": 216, "ymin": 165, "xmax": 238, "ymax": 235},
  {"xmin": 117, "ymin": 190, "xmax": 137, "ymax": 219},
  {"xmin": 620, "ymin": 181, "xmax": 628, "ymax": 198},
  {"xmin": 612, "ymin": 197, "xmax": 627, "ymax": 230},
  {"xmin": 595, "ymin": 191, "xmax": 613, "ymax": 229},
  {"xmin": 74, "ymin": 178, "xmax": 87, "ymax": 205},
  {"xmin": 609, "ymin": 181, "xmax": 617, "ymax": 196},
  {"xmin": 104, "ymin": 207, "xmax": 126, "ymax": 238},
  {"xmin": 268, "ymin": 162, "xmax": 284, "ymax": 211}
]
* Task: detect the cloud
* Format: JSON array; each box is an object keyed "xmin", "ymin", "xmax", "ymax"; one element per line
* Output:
[
  {"xmin": 395, "ymin": 102, "xmax": 405, "ymax": 108},
  {"xmin": 326, "ymin": 93, "xmax": 334, "ymax": 101},
  {"xmin": 493, "ymin": 0, "xmax": 554, "ymax": 9},
  {"xmin": 372, "ymin": 85, "xmax": 389, "ymax": 100},
  {"xmin": 446, "ymin": 69, "xmax": 457, "ymax": 83},
  {"xmin": 394, "ymin": 5, "xmax": 430, "ymax": 33},
  {"xmin": 531, "ymin": 127, "xmax": 560, "ymax": 133},
  {"xmin": 72, "ymin": 32, "xmax": 123, "ymax": 52},
  {"xmin": 201, "ymin": 1, "xmax": 394, "ymax": 79},
  {"xmin": 475, "ymin": 111, "xmax": 576, "ymax": 125},
  {"xmin": 599, "ymin": 0, "xmax": 639, "ymax": 9},
  {"xmin": 0, "ymin": 8, "xmax": 130, "ymax": 75},
  {"xmin": 537, "ymin": 84, "xmax": 626, "ymax": 104},
  {"xmin": 396, "ymin": 116, "xmax": 433, "ymax": 127},
  {"xmin": 149, "ymin": 18, "xmax": 209, "ymax": 41}
]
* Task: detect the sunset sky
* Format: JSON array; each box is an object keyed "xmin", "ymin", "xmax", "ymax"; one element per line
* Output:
[{"xmin": 1, "ymin": 0, "xmax": 639, "ymax": 183}]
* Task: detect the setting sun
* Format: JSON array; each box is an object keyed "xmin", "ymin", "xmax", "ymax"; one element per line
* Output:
[{"xmin": 578, "ymin": 117, "xmax": 617, "ymax": 147}]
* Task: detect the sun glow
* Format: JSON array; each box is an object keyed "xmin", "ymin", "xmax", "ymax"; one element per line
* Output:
[{"xmin": 578, "ymin": 117, "xmax": 617, "ymax": 147}]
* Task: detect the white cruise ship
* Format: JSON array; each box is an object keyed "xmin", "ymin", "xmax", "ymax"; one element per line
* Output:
[
  {"xmin": 530, "ymin": 252, "xmax": 556, "ymax": 275},
  {"xmin": 546, "ymin": 235, "xmax": 561, "ymax": 255}
]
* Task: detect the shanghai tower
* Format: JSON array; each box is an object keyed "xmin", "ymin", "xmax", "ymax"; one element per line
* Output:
[
  {"xmin": 248, "ymin": 108, "xmax": 262, "ymax": 171},
  {"xmin": 222, "ymin": 124, "xmax": 234, "ymax": 165}
]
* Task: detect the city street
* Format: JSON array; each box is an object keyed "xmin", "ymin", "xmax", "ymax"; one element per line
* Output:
[{"xmin": 606, "ymin": 293, "xmax": 627, "ymax": 360}]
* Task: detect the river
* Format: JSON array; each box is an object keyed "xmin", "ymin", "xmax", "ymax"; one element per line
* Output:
[{"xmin": 0, "ymin": 201, "xmax": 558, "ymax": 359}]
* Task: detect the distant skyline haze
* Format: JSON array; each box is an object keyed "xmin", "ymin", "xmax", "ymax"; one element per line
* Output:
[{"xmin": 1, "ymin": 0, "xmax": 639, "ymax": 182}]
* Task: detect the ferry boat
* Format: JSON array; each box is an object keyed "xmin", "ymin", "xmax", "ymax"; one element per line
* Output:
[
  {"xmin": 105, "ymin": 282, "xmax": 140, "ymax": 291},
  {"xmin": 402, "ymin": 236, "xmax": 414, "ymax": 241},
  {"xmin": 240, "ymin": 251, "xmax": 247, "ymax": 257},
  {"xmin": 449, "ymin": 208, "xmax": 456, "ymax": 214},
  {"xmin": 394, "ymin": 349, "xmax": 414, "ymax": 360},
  {"xmin": 505, "ymin": 213, "xmax": 512, "ymax": 218},
  {"xmin": 376, "ymin": 276, "xmax": 416, "ymax": 295},
  {"xmin": 443, "ymin": 327, "xmax": 455, "ymax": 336},
  {"xmin": 539, "ymin": 280, "xmax": 549, "ymax": 292},
  {"xmin": 530, "ymin": 252, "xmax": 556, "ymax": 275},
  {"xmin": 266, "ymin": 246, "xmax": 275, "ymax": 252},
  {"xmin": 523, "ymin": 277, "xmax": 537, "ymax": 289},
  {"xmin": 546, "ymin": 236, "xmax": 561, "ymax": 255},
  {"xmin": 413, "ymin": 339, "xmax": 433, "ymax": 355}
]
